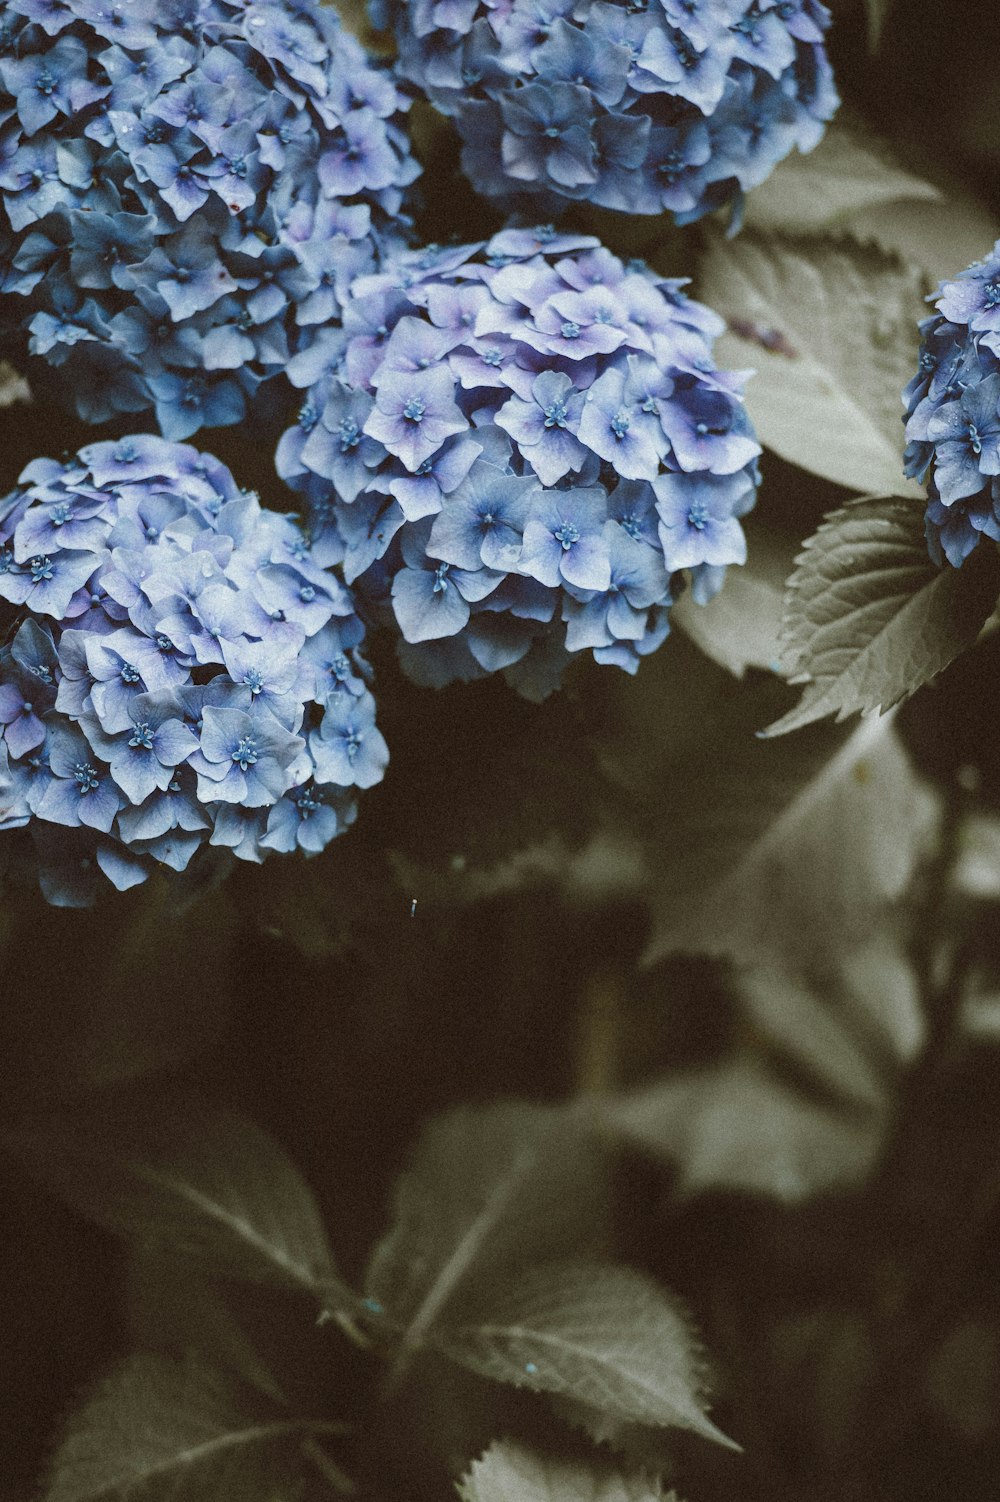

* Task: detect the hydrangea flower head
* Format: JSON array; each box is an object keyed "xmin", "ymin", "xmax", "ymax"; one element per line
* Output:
[
  {"xmin": 375, "ymin": 0, "xmax": 837, "ymax": 221},
  {"xmin": 0, "ymin": 437, "xmax": 386, "ymax": 905},
  {"xmin": 0, "ymin": 0, "xmax": 419, "ymax": 437},
  {"xmin": 277, "ymin": 230, "xmax": 761, "ymax": 697},
  {"xmin": 903, "ymin": 240, "xmax": 1000, "ymax": 568}
]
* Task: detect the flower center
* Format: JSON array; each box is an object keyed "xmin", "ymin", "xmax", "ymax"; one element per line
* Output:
[
  {"xmin": 543, "ymin": 400, "xmax": 568, "ymax": 428},
  {"xmin": 295, "ymin": 786, "xmax": 322, "ymax": 817},
  {"xmin": 402, "ymin": 397, "xmax": 426, "ymax": 423},
  {"xmin": 554, "ymin": 522, "xmax": 580, "ymax": 550},
  {"xmin": 73, "ymin": 761, "xmax": 100, "ymax": 794},
  {"xmin": 129, "ymin": 721, "xmax": 155, "ymax": 750},
  {"xmin": 232, "ymin": 736, "xmax": 259, "ymax": 771}
]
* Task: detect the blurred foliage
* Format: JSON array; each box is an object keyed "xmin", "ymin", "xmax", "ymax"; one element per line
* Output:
[{"xmin": 6, "ymin": 2, "xmax": 1000, "ymax": 1501}]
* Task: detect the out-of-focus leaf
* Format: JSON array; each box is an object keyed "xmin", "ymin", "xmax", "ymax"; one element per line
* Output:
[
  {"xmin": 3, "ymin": 1095, "xmax": 347, "ymax": 1301},
  {"xmin": 42, "ymin": 1353, "xmax": 350, "ymax": 1502},
  {"xmin": 0, "ymin": 361, "xmax": 29, "ymax": 407},
  {"xmin": 764, "ymin": 498, "xmax": 1000, "ymax": 736},
  {"xmin": 605, "ymin": 638, "xmax": 938, "ymax": 968},
  {"xmin": 924, "ymin": 1319, "xmax": 1000, "ymax": 1441},
  {"xmin": 390, "ymin": 831, "xmax": 646, "ymax": 912},
  {"xmin": 613, "ymin": 929, "xmax": 925, "ymax": 1205},
  {"xmin": 863, "ymin": 0, "xmax": 892, "ymax": 49},
  {"xmin": 458, "ymin": 1439, "xmax": 675, "ymax": 1502},
  {"xmin": 440, "ymin": 1263, "xmax": 735, "ymax": 1447},
  {"xmin": 0, "ymin": 881, "xmax": 236, "ymax": 1103},
  {"xmin": 953, "ymin": 813, "xmax": 1000, "ymax": 900},
  {"xmin": 671, "ymin": 520, "xmax": 793, "ymax": 678},
  {"xmin": 848, "ymin": 189, "xmax": 999, "ymax": 285},
  {"xmin": 744, "ymin": 124, "xmax": 938, "ymax": 234},
  {"xmin": 127, "ymin": 1256, "xmax": 288, "ymax": 1406},
  {"xmin": 612, "ymin": 1056, "xmax": 884, "ymax": 1205},
  {"xmin": 699, "ymin": 230, "xmax": 925, "ymax": 496},
  {"xmin": 835, "ymin": 932, "xmax": 926, "ymax": 1065},
  {"xmin": 738, "ymin": 966, "xmax": 888, "ymax": 1112},
  {"xmin": 365, "ymin": 1102, "xmax": 609, "ymax": 1373}
]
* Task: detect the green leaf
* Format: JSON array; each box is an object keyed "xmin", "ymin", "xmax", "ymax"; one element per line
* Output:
[
  {"xmin": 458, "ymin": 1440, "xmax": 675, "ymax": 1502},
  {"xmin": 3, "ymin": 1094, "xmax": 344, "ymax": 1300},
  {"xmin": 764, "ymin": 498, "xmax": 1000, "ymax": 736},
  {"xmin": 744, "ymin": 123, "xmax": 939, "ymax": 235},
  {"xmin": 365, "ymin": 1102, "xmax": 609, "ymax": 1374},
  {"xmin": 439, "ymin": 1263, "xmax": 735, "ymax": 1447},
  {"xmin": 601, "ymin": 638, "xmax": 938, "ymax": 968},
  {"xmin": 42, "ymin": 1353, "xmax": 350, "ymax": 1502},
  {"xmin": 698, "ymin": 229, "xmax": 926, "ymax": 496},
  {"xmin": 612, "ymin": 1057, "xmax": 884, "ymax": 1206}
]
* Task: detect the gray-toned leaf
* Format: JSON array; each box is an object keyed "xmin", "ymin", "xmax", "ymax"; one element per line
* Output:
[
  {"xmin": 0, "ymin": 360, "xmax": 29, "ymax": 407},
  {"xmin": 43, "ymin": 1353, "xmax": 350, "ymax": 1502},
  {"xmin": 606, "ymin": 639, "xmax": 937, "ymax": 968},
  {"xmin": 127, "ymin": 1256, "xmax": 288, "ymax": 1406},
  {"xmin": 3, "ymin": 1095, "xmax": 342, "ymax": 1298},
  {"xmin": 698, "ymin": 230, "xmax": 926, "ymax": 496},
  {"xmin": 744, "ymin": 123, "xmax": 938, "ymax": 234},
  {"xmin": 549, "ymin": 1397, "xmax": 678, "ymax": 1477},
  {"xmin": 864, "ymin": 0, "xmax": 892, "ymax": 49},
  {"xmin": 764, "ymin": 498, "xmax": 1000, "ymax": 736},
  {"xmin": 671, "ymin": 520, "xmax": 793, "ymax": 678},
  {"xmin": 365, "ymin": 1102, "xmax": 609, "ymax": 1371},
  {"xmin": 736, "ymin": 966, "xmax": 888, "ymax": 1113},
  {"xmin": 440, "ymin": 1263, "xmax": 735, "ymax": 1448},
  {"xmin": 612, "ymin": 1057, "xmax": 884, "ymax": 1206},
  {"xmin": 731, "ymin": 932, "xmax": 924, "ymax": 1111},
  {"xmin": 458, "ymin": 1439, "xmax": 674, "ymax": 1502},
  {"xmin": 847, "ymin": 187, "xmax": 1000, "ymax": 285},
  {"xmin": 953, "ymin": 813, "xmax": 1000, "ymax": 900}
]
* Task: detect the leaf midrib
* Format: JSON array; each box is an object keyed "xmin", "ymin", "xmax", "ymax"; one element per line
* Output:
[{"xmin": 62, "ymin": 1417, "xmax": 347, "ymax": 1502}]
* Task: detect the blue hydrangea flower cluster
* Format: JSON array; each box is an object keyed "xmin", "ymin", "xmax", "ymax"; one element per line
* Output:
[
  {"xmin": 0, "ymin": 436, "xmax": 387, "ymax": 905},
  {"xmin": 373, "ymin": 0, "xmax": 837, "ymax": 222},
  {"xmin": 903, "ymin": 241, "xmax": 1000, "ymax": 568},
  {"xmin": 0, "ymin": 0, "xmax": 419, "ymax": 438},
  {"xmin": 277, "ymin": 228, "xmax": 761, "ymax": 697}
]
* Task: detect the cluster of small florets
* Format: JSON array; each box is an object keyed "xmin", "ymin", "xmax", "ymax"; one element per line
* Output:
[
  {"xmin": 373, "ymin": 0, "xmax": 837, "ymax": 221},
  {"xmin": 0, "ymin": 0, "xmax": 419, "ymax": 437},
  {"xmin": 277, "ymin": 228, "xmax": 761, "ymax": 697},
  {"xmin": 0, "ymin": 437, "xmax": 387, "ymax": 905},
  {"xmin": 903, "ymin": 241, "xmax": 1000, "ymax": 568}
]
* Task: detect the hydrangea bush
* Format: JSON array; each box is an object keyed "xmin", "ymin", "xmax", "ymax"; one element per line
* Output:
[
  {"xmin": 277, "ymin": 228, "xmax": 761, "ymax": 697},
  {"xmin": 0, "ymin": 0, "xmax": 419, "ymax": 437},
  {"xmin": 0, "ymin": 436, "xmax": 387, "ymax": 905},
  {"xmin": 374, "ymin": 0, "xmax": 838, "ymax": 221},
  {"xmin": 904, "ymin": 239, "xmax": 1000, "ymax": 567}
]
